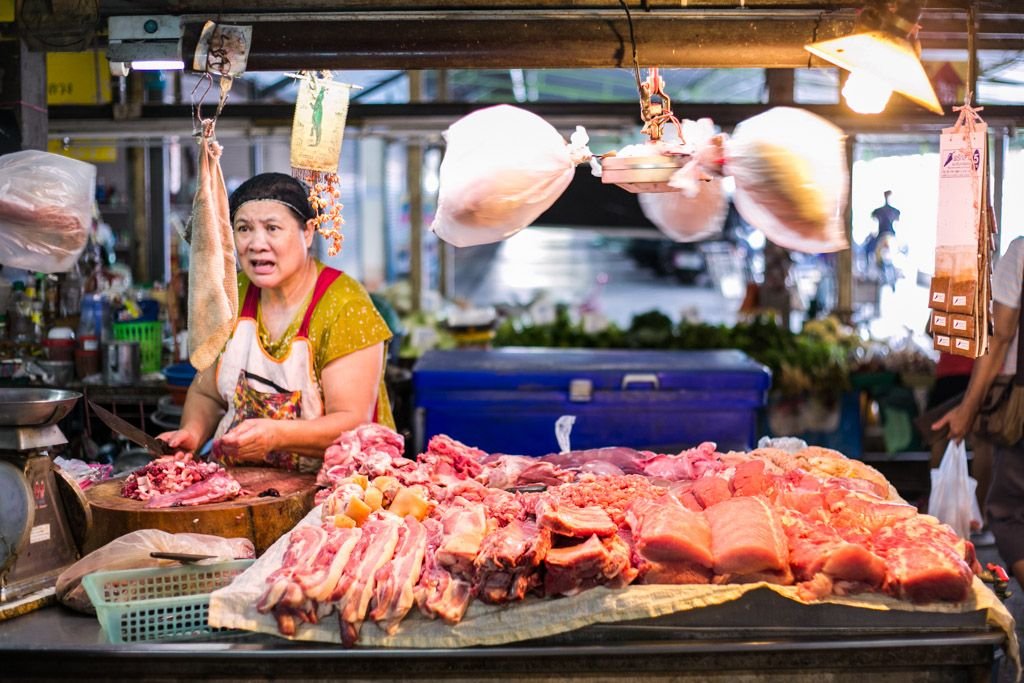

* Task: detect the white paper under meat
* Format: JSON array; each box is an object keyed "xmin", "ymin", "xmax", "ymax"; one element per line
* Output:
[{"xmin": 209, "ymin": 506, "xmax": 1018, "ymax": 672}]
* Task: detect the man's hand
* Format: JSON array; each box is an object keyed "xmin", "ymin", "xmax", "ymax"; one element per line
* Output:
[{"xmin": 932, "ymin": 404, "xmax": 975, "ymax": 444}]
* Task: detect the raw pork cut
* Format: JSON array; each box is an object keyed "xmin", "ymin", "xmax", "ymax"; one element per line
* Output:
[
  {"xmin": 474, "ymin": 519, "xmax": 552, "ymax": 604},
  {"xmin": 705, "ymin": 496, "xmax": 791, "ymax": 584},
  {"xmin": 414, "ymin": 519, "xmax": 473, "ymax": 623},
  {"xmin": 143, "ymin": 470, "xmax": 243, "ymax": 509},
  {"xmin": 544, "ymin": 533, "xmax": 635, "ymax": 596},
  {"xmin": 872, "ymin": 515, "xmax": 974, "ymax": 603},
  {"xmin": 535, "ymin": 498, "xmax": 617, "ymax": 538},
  {"xmin": 369, "ymin": 516, "xmax": 428, "ymax": 634}
]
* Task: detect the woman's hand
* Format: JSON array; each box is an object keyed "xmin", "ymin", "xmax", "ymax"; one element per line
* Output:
[
  {"xmin": 216, "ymin": 418, "xmax": 280, "ymax": 464},
  {"xmin": 156, "ymin": 428, "xmax": 202, "ymax": 454},
  {"xmin": 932, "ymin": 404, "xmax": 975, "ymax": 444}
]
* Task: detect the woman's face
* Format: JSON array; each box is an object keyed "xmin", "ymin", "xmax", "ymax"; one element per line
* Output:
[{"xmin": 233, "ymin": 200, "xmax": 315, "ymax": 290}]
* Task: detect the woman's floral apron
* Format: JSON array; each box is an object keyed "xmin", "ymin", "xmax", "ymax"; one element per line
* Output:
[{"xmin": 211, "ymin": 267, "xmax": 342, "ymax": 472}]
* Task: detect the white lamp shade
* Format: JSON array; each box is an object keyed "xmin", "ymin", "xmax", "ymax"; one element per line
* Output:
[{"xmin": 805, "ymin": 30, "xmax": 943, "ymax": 115}]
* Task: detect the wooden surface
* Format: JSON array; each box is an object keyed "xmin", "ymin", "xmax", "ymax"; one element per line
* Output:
[{"xmin": 84, "ymin": 468, "xmax": 317, "ymax": 555}]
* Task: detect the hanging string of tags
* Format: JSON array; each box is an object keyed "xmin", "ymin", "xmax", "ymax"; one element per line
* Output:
[
  {"xmin": 928, "ymin": 96, "xmax": 994, "ymax": 359},
  {"xmin": 287, "ymin": 71, "xmax": 359, "ymax": 256}
]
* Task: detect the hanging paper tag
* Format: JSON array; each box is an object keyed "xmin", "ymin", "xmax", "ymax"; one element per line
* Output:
[
  {"xmin": 290, "ymin": 73, "xmax": 353, "ymax": 255},
  {"xmin": 291, "ymin": 76, "xmax": 351, "ymax": 173},
  {"xmin": 192, "ymin": 21, "xmax": 252, "ymax": 77}
]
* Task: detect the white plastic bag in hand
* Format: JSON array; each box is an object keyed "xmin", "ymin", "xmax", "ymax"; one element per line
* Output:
[
  {"xmin": 723, "ymin": 107, "xmax": 848, "ymax": 254},
  {"xmin": 431, "ymin": 105, "xmax": 591, "ymax": 247},
  {"xmin": 0, "ymin": 150, "xmax": 96, "ymax": 272},
  {"xmin": 928, "ymin": 440, "xmax": 983, "ymax": 539},
  {"xmin": 56, "ymin": 529, "xmax": 255, "ymax": 614}
]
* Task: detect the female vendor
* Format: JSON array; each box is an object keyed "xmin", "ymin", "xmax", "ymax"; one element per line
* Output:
[{"xmin": 159, "ymin": 173, "xmax": 394, "ymax": 472}]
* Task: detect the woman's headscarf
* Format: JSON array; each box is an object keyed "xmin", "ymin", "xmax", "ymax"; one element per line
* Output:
[{"xmin": 228, "ymin": 172, "xmax": 315, "ymax": 222}]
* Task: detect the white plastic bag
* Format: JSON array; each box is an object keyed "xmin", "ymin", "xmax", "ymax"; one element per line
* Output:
[
  {"xmin": 639, "ymin": 179, "xmax": 727, "ymax": 242},
  {"xmin": 56, "ymin": 530, "xmax": 255, "ymax": 614},
  {"xmin": 0, "ymin": 150, "xmax": 95, "ymax": 272},
  {"xmin": 720, "ymin": 107, "xmax": 848, "ymax": 254},
  {"xmin": 928, "ymin": 440, "xmax": 984, "ymax": 539},
  {"xmin": 430, "ymin": 105, "xmax": 591, "ymax": 247}
]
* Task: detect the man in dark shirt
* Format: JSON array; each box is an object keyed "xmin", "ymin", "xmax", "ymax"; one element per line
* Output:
[{"xmin": 871, "ymin": 190, "xmax": 901, "ymax": 237}]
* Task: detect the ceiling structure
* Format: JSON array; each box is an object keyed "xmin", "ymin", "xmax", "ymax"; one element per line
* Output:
[{"xmin": 19, "ymin": 1, "xmax": 1024, "ymax": 136}]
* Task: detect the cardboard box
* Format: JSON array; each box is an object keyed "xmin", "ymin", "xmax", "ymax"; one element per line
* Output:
[
  {"xmin": 949, "ymin": 279, "xmax": 977, "ymax": 314},
  {"xmin": 951, "ymin": 336, "xmax": 977, "ymax": 358},
  {"xmin": 931, "ymin": 311, "xmax": 950, "ymax": 335},
  {"xmin": 929, "ymin": 276, "xmax": 950, "ymax": 311},
  {"xmin": 934, "ymin": 334, "xmax": 952, "ymax": 351},
  {"xmin": 949, "ymin": 314, "xmax": 976, "ymax": 338}
]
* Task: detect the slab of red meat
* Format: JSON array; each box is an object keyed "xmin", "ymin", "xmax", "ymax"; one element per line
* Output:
[
  {"xmin": 641, "ymin": 442, "xmax": 721, "ymax": 481},
  {"xmin": 547, "ymin": 475, "xmax": 668, "ymax": 527},
  {"xmin": 626, "ymin": 495, "xmax": 713, "ymax": 567},
  {"xmin": 318, "ymin": 423, "xmax": 409, "ymax": 486},
  {"xmin": 121, "ymin": 452, "xmax": 226, "ymax": 501},
  {"xmin": 332, "ymin": 512, "xmax": 404, "ymax": 646},
  {"xmin": 544, "ymin": 533, "xmax": 636, "ymax": 596},
  {"xmin": 530, "ymin": 446, "xmax": 654, "ymax": 475},
  {"xmin": 871, "ymin": 516, "xmax": 974, "ymax": 603},
  {"xmin": 415, "ymin": 518, "xmax": 473, "ymax": 624},
  {"xmin": 690, "ymin": 476, "xmax": 732, "ymax": 509},
  {"xmin": 369, "ymin": 516, "xmax": 428, "ymax": 635},
  {"xmin": 418, "ymin": 434, "xmax": 486, "ymax": 484},
  {"xmin": 782, "ymin": 511, "xmax": 886, "ymax": 600},
  {"xmin": 731, "ymin": 459, "xmax": 773, "ymax": 497},
  {"xmin": 535, "ymin": 498, "xmax": 617, "ymax": 538},
  {"xmin": 474, "ymin": 519, "xmax": 552, "ymax": 604},
  {"xmin": 705, "ymin": 496, "xmax": 791, "ymax": 584},
  {"xmin": 823, "ymin": 487, "xmax": 918, "ymax": 537},
  {"xmin": 143, "ymin": 469, "xmax": 243, "ymax": 508},
  {"xmin": 435, "ymin": 501, "xmax": 490, "ymax": 578},
  {"xmin": 477, "ymin": 455, "xmax": 573, "ymax": 490}
]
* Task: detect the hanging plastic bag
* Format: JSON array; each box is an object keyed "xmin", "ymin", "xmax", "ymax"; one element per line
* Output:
[
  {"xmin": 431, "ymin": 105, "xmax": 592, "ymax": 247},
  {"xmin": 928, "ymin": 439, "xmax": 983, "ymax": 539},
  {"xmin": 639, "ymin": 118, "xmax": 727, "ymax": 242},
  {"xmin": 56, "ymin": 529, "xmax": 255, "ymax": 614},
  {"xmin": 0, "ymin": 150, "xmax": 95, "ymax": 273},
  {"xmin": 676, "ymin": 108, "xmax": 848, "ymax": 254}
]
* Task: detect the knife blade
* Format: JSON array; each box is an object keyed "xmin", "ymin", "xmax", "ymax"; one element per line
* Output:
[{"xmin": 88, "ymin": 400, "xmax": 174, "ymax": 456}]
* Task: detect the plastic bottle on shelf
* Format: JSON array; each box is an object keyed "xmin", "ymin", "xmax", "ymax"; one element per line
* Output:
[
  {"xmin": 75, "ymin": 293, "xmax": 104, "ymax": 379},
  {"xmin": 9, "ymin": 281, "xmax": 33, "ymax": 344}
]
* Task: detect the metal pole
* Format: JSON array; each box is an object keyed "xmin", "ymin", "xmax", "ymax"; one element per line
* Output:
[
  {"xmin": 835, "ymin": 133, "xmax": 856, "ymax": 323},
  {"xmin": 407, "ymin": 71, "xmax": 425, "ymax": 312},
  {"xmin": 992, "ymin": 130, "xmax": 1007, "ymax": 254}
]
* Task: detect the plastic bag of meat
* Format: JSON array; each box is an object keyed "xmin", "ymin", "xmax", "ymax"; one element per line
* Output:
[
  {"xmin": 187, "ymin": 120, "xmax": 238, "ymax": 371},
  {"xmin": 677, "ymin": 107, "xmax": 848, "ymax": 254},
  {"xmin": 0, "ymin": 150, "xmax": 95, "ymax": 273},
  {"xmin": 56, "ymin": 530, "xmax": 255, "ymax": 614},
  {"xmin": 928, "ymin": 440, "xmax": 983, "ymax": 539},
  {"xmin": 430, "ymin": 105, "xmax": 592, "ymax": 247},
  {"xmin": 638, "ymin": 119, "xmax": 728, "ymax": 243}
]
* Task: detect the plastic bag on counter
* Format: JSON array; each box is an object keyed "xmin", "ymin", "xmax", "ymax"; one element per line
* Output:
[
  {"xmin": 0, "ymin": 150, "xmax": 96, "ymax": 272},
  {"xmin": 56, "ymin": 530, "xmax": 255, "ymax": 614},
  {"xmin": 928, "ymin": 440, "xmax": 983, "ymax": 539},
  {"xmin": 431, "ymin": 105, "xmax": 591, "ymax": 247},
  {"xmin": 683, "ymin": 107, "xmax": 847, "ymax": 254}
]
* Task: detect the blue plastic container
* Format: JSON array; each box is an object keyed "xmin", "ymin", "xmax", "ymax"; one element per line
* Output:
[
  {"xmin": 163, "ymin": 362, "xmax": 197, "ymax": 387},
  {"xmin": 413, "ymin": 348, "xmax": 771, "ymax": 456}
]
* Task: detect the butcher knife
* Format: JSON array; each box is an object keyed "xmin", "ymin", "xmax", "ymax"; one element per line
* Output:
[{"xmin": 88, "ymin": 400, "xmax": 174, "ymax": 456}]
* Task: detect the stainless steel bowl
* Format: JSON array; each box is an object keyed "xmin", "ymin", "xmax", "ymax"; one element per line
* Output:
[{"xmin": 0, "ymin": 388, "xmax": 82, "ymax": 427}]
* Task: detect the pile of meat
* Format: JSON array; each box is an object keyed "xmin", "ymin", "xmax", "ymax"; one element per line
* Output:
[
  {"xmin": 256, "ymin": 424, "xmax": 980, "ymax": 646},
  {"xmin": 121, "ymin": 453, "xmax": 243, "ymax": 509}
]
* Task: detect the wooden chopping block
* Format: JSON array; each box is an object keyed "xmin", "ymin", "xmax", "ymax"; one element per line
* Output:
[{"xmin": 83, "ymin": 467, "xmax": 317, "ymax": 555}]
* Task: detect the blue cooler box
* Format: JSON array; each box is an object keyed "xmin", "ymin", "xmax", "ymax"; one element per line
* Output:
[{"xmin": 413, "ymin": 348, "xmax": 771, "ymax": 456}]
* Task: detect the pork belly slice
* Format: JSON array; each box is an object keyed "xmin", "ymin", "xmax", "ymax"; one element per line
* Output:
[
  {"xmin": 731, "ymin": 459, "xmax": 773, "ymax": 498},
  {"xmin": 369, "ymin": 517, "xmax": 428, "ymax": 635},
  {"xmin": 626, "ymin": 495, "xmax": 713, "ymax": 567},
  {"xmin": 474, "ymin": 519, "xmax": 552, "ymax": 604},
  {"xmin": 638, "ymin": 560, "xmax": 713, "ymax": 585},
  {"xmin": 415, "ymin": 518, "xmax": 473, "ymax": 624},
  {"xmin": 872, "ymin": 516, "xmax": 974, "ymax": 603},
  {"xmin": 296, "ymin": 527, "xmax": 363, "ymax": 602},
  {"xmin": 435, "ymin": 502, "xmax": 489, "ymax": 578},
  {"xmin": 824, "ymin": 487, "xmax": 918, "ymax": 536},
  {"xmin": 783, "ymin": 512, "xmax": 885, "ymax": 596},
  {"xmin": 332, "ymin": 512, "xmax": 404, "ymax": 646},
  {"xmin": 705, "ymin": 496, "xmax": 789, "ymax": 582},
  {"xmin": 543, "ymin": 533, "xmax": 635, "ymax": 596},
  {"xmin": 535, "ymin": 498, "xmax": 617, "ymax": 538}
]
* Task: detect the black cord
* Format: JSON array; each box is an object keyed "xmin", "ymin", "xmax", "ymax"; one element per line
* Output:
[{"xmin": 617, "ymin": 0, "xmax": 643, "ymax": 97}]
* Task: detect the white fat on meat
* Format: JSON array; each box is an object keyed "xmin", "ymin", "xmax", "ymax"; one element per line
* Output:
[{"xmin": 369, "ymin": 516, "xmax": 429, "ymax": 634}]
